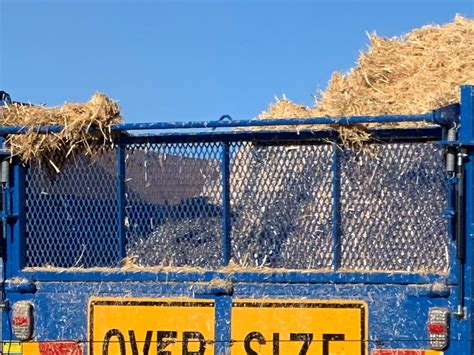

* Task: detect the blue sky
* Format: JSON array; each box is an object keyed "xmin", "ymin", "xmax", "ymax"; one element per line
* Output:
[{"xmin": 1, "ymin": 0, "xmax": 473, "ymax": 123}]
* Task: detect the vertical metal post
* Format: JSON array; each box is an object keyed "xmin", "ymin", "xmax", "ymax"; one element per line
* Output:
[
  {"xmin": 1, "ymin": 160, "xmax": 9, "ymax": 253},
  {"xmin": 454, "ymin": 85, "xmax": 473, "ymax": 354},
  {"xmin": 446, "ymin": 127, "xmax": 458, "ymax": 285},
  {"xmin": 116, "ymin": 143, "xmax": 127, "ymax": 262},
  {"xmin": 9, "ymin": 162, "xmax": 25, "ymax": 278},
  {"xmin": 214, "ymin": 295, "xmax": 232, "ymax": 354},
  {"xmin": 331, "ymin": 143, "xmax": 341, "ymax": 270},
  {"xmin": 0, "ymin": 142, "xmax": 8, "ymax": 347},
  {"xmin": 446, "ymin": 178, "xmax": 458, "ymax": 285},
  {"xmin": 221, "ymin": 142, "xmax": 231, "ymax": 266}
]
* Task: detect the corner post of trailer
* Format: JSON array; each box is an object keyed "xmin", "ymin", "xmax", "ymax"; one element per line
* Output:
[
  {"xmin": 456, "ymin": 85, "xmax": 474, "ymax": 352},
  {"xmin": 8, "ymin": 161, "xmax": 25, "ymax": 279},
  {"xmin": 0, "ymin": 140, "xmax": 10, "ymax": 351}
]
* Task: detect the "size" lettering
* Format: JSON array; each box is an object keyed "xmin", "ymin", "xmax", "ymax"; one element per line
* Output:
[{"xmin": 244, "ymin": 332, "xmax": 345, "ymax": 355}]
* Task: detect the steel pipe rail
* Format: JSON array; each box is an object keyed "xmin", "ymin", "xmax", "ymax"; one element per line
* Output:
[{"xmin": 0, "ymin": 104, "xmax": 459, "ymax": 135}]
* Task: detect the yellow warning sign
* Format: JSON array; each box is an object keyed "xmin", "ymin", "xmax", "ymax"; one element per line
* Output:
[
  {"xmin": 231, "ymin": 300, "xmax": 367, "ymax": 355},
  {"xmin": 89, "ymin": 297, "xmax": 215, "ymax": 355}
]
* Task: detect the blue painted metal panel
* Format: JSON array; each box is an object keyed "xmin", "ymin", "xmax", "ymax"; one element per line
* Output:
[
  {"xmin": 215, "ymin": 295, "xmax": 232, "ymax": 354},
  {"xmin": 0, "ymin": 281, "xmax": 465, "ymax": 354}
]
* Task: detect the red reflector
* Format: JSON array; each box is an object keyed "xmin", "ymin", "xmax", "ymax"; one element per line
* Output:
[
  {"xmin": 373, "ymin": 351, "xmax": 426, "ymax": 355},
  {"xmin": 39, "ymin": 342, "xmax": 83, "ymax": 355},
  {"xmin": 428, "ymin": 323, "xmax": 447, "ymax": 334},
  {"xmin": 12, "ymin": 316, "xmax": 29, "ymax": 327}
]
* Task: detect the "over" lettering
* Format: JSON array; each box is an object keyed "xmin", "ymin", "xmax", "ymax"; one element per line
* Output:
[{"xmin": 102, "ymin": 330, "xmax": 206, "ymax": 355}]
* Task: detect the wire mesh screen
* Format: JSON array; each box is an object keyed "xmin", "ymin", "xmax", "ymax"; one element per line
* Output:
[
  {"xmin": 23, "ymin": 137, "xmax": 449, "ymax": 272},
  {"xmin": 230, "ymin": 143, "xmax": 334, "ymax": 269},
  {"xmin": 25, "ymin": 150, "xmax": 118, "ymax": 267},
  {"xmin": 125, "ymin": 142, "xmax": 223, "ymax": 268},
  {"xmin": 340, "ymin": 143, "xmax": 448, "ymax": 272}
]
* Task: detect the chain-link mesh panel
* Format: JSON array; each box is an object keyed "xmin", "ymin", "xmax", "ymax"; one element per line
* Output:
[
  {"xmin": 125, "ymin": 142, "xmax": 223, "ymax": 268},
  {"xmin": 230, "ymin": 143, "xmax": 334, "ymax": 269},
  {"xmin": 23, "ymin": 136, "xmax": 449, "ymax": 272},
  {"xmin": 340, "ymin": 143, "xmax": 448, "ymax": 272},
  {"xmin": 25, "ymin": 150, "xmax": 118, "ymax": 267}
]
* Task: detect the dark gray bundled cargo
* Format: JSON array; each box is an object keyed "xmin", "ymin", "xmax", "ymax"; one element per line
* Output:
[{"xmin": 124, "ymin": 141, "xmax": 448, "ymax": 273}]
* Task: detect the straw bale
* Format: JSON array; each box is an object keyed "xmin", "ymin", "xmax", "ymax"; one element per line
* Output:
[
  {"xmin": 261, "ymin": 99, "xmax": 311, "ymax": 119},
  {"xmin": 261, "ymin": 15, "xmax": 474, "ymax": 125},
  {"xmin": 1, "ymin": 93, "xmax": 122, "ymax": 173},
  {"xmin": 238, "ymin": 15, "xmax": 474, "ymax": 202}
]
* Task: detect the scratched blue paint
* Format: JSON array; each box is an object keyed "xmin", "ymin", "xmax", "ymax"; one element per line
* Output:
[
  {"xmin": 215, "ymin": 295, "xmax": 232, "ymax": 354},
  {"xmin": 16, "ymin": 269, "xmax": 446, "ymax": 285},
  {"xmin": 0, "ymin": 281, "xmax": 468, "ymax": 353}
]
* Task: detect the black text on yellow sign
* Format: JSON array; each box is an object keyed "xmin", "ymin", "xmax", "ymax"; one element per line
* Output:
[
  {"xmin": 89, "ymin": 298, "xmax": 366, "ymax": 355},
  {"xmin": 88, "ymin": 298, "xmax": 215, "ymax": 355},
  {"xmin": 231, "ymin": 300, "xmax": 367, "ymax": 355}
]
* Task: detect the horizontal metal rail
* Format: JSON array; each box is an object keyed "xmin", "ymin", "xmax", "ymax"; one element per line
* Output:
[
  {"xmin": 16, "ymin": 269, "xmax": 447, "ymax": 285},
  {"xmin": 120, "ymin": 127, "xmax": 443, "ymax": 144},
  {"xmin": 0, "ymin": 104, "xmax": 459, "ymax": 135}
]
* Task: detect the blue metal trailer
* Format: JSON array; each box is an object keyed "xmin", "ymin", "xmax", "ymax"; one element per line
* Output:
[{"xmin": 0, "ymin": 86, "xmax": 472, "ymax": 354}]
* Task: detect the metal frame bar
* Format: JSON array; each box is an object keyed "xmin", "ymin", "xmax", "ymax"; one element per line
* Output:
[
  {"xmin": 331, "ymin": 144, "xmax": 341, "ymax": 270},
  {"xmin": 214, "ymin": 295, "xmax": 232, "ymax": 354},
  {"xmin": 0, "ymin": 104, "xmax": 459, "ymax": 135},
  {"xmin": 8, "ymin": 163, "xmax": 25, "ymax": 278},
  {"xmin": 0, "ymin": 128, "xmax": 443, "ymax": 145},
  {"xmin": 116, "ymin": 143, "xmax": 127, "ymax": 262},
  {"xmin": 116, "ymin": 127, "xmax": 442, "ymax": 145},
  {"xmin": 16, "ymin": 269, "xmax": 445, "ymax": 285},
  {"xmin": 447, "ymin": 175, "xmax": 458, "ymax": 286},
  {"xmin": 221, "ymin": 142, "xmax": 231, "ymax": 266}
]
